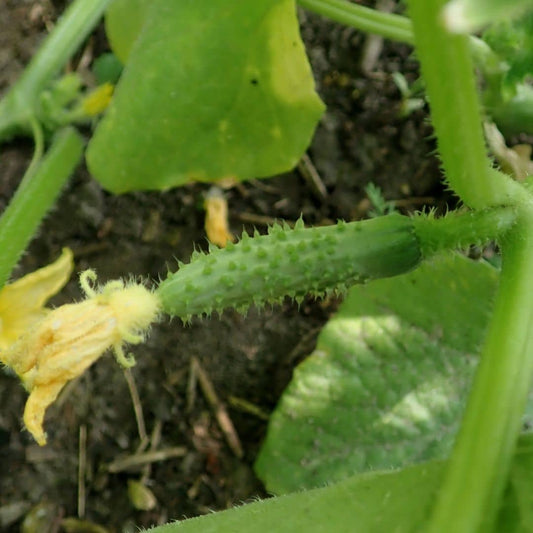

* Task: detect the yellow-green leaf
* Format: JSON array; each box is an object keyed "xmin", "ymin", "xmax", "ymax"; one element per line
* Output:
[{"xmin": 88, "ymin": 0, "xmax": 324, "ymax": 193}]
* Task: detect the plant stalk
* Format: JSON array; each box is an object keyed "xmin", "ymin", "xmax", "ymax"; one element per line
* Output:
[
  {"xmin": 413, "ymin": 206, "xmax": 517, "ymax": 256},
  {"xmin": 297, "ymin": 0, "xmax": 503, "ymax": 84},
  {"xmin": 428, "ymin": 208, "xmax": 533, "ymax": 532},
  {"xmin": 25, "ymin": 118, "xmax": 45, "ymax": 179},
  {"xmin": 407, "ymin": 0, "xmax": 526, "ymax": 209},
  {"xmin": 297, "ymin": 0, "xmax": 414, "ymax": 43},
  {"xmin": 0, "ymin": 0, "xmax": 110, "ymax": 140},
  {"xmin": 0, "ymin": 127, "xmax": 84, "ymax": 287}
]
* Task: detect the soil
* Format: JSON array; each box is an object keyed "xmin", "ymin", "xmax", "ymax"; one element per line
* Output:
[{"xmin": 0, "ymin": 2, "xmax": 447, "ymax": 531}]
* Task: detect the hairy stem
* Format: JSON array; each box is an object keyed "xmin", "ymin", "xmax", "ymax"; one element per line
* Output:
[
  {"xmin": 428, "ymin": 207, "xmax": 533, "ymax": 532},
  {"xmin": 0, "ymin": 127, "xmax": 84, "ymax": 287},
  {"xmin": 407, "ymin": 0, "xmax": 526, "ymax": 208},
  {"xmin": 25, "ymin": 118, "xmax": 45, "ymax": 179},
  {"xmin": 412, "ymin": 206, "xmax": 517, "ymax": 256}
]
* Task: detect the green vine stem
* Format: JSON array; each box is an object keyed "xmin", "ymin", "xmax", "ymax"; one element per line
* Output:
[
  {"xmin": 412, "ymin": 206, "xmax": 516, "ymax": 256},
  {"xmin": 297, "ymin": 0, "xmax": 414, "ymax": 43},
  {"xmin": 0, "ymin": 0, "xmax": 110, "ymax": 141},
  {"xmin": 407, "ymin": 0, "xmax": 527, "ymax": 209},
  {"xmin": 428, "ymin": 207, "xmax": 533, "ymax": 532},
  {"xmin": 25, "ymin": 118, "xmax": 45, "ymax": 180},
  {"xmin": 0, "ymin": 127, "xmax": 84, "ymax": 288},
  {"xmin": 297, "ymin": 0, "xmax": 503, "ymax": 84},
  {"xmin": 405, "ymin": 0, "xmax": 533, "ymax": 529}
]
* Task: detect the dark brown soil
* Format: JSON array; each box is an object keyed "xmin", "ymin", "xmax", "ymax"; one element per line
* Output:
[{"xmin": 0, "ymin": 2, "xmax": 446, "ymax": 531}]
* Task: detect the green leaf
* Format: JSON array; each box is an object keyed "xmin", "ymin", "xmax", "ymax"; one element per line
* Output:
[
  {"xmin": 104, "ymin": 0, "xmax": 148, "ymax": 64},
  {"xmin": 87, "ymin": 0, "xmax": 324, "ymax": 193},
  {"xmin": 482, "ymin": 11, "xmax": 533, "ymax": 94},
  {"xmin": 146, "ymin": 437, "xmax": 533, "ymax": 532},
  {"xmin": 255, "ymin": 254, "xmax": 503, "ymax": 494},
  {"xmin": 443, "ymin": 0, "xmax": 533, "ymax": 33},
  {"xmin": 92, "ymin": 53, "xmax": 123, "ymax": 85}
]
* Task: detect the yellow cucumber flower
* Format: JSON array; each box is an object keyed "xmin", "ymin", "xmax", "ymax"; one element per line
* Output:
[
  {"xmin": 2, "ymin": 268, "xmax": 160, "ymax": 446},
  {"xmin": 0, "ymin": 248, "xmax": 74, "ymax": 351}
]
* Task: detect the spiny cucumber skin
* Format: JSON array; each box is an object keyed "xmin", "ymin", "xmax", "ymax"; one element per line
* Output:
[{"xmin": 156, "ymin": 214, "xmax": 421, "ymax": 320}]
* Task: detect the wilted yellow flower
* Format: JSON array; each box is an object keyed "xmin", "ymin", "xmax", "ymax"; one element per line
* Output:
[
  {"xmin": 0, "ymin": 248, "xmax": 74, "ymax": 350},
  {"xmin": 2, "ymin": 270, "xmax": 161, "ymax": 446},
  {"xmin": 204, "ymin": 188, "xmax": 234, "ymax": 248}
]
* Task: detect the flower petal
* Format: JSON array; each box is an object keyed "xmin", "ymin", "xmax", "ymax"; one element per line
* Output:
[
  {"xmin": 24, "ymin": 380, "xmax": 66, "ymax": 446},
  {"xmin": 0, "ymin": 248, "xmax": 73, "ymax": 350}
]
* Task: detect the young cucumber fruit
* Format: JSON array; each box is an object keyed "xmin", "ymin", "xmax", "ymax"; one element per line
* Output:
[{"xmin": 156, "ymin": 214, "xmax": 421, "ymax": 320}]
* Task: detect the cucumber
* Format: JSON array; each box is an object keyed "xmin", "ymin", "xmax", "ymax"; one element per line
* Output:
[{"xmin": 156, "ymin": 214, "xmax": 421, "ymax": 320}]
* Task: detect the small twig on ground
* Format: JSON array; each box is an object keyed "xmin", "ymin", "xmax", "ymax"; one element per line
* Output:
[
  {"xmin": 73, "ymin": 36, "xmax": 94, "ymax": 74},
  {"xmin": 77, "ymin": 424, "xmax": 87, "ymax": 519},
  {"xmin": 297, "ymin": 153, "xmax": 328, "ymax": 202},
  {"xmin": 249, "ymin": 178, "xmax": 282, "ymax": 195},
  {"xmin": 234, "ymin": 212, "xmax": 294, "ymax": 227},
  {"xmin": 73, "ymin": 241, "xmax": 111, "ymax": 257},
  {"xmin": 393, "ymin": 196, "xmax": 435, "ymax": 208},
  {"xmin": 141, "ymin": 419, "xmax": 164, "ymax": 484},
  {"xmin": 123, "ymin": 368, "xmax": 148, "ymax": 451},
  {"xmin": 106, "ymin": 447, "xmax": 187, "ymax": 473},
  {"xmin": 187, "ymin": 357, "xmax": 198, "ymax": 414},
  {"xmin": 360, "ymin": 0, "xmax": 395, "ymax": 74},
  {"xmin": 284, "ymin": 326, "xmax": 323, "ymax": 368},
  {"xmin": 191, "ymin": 357, "xmax": 244, "ymax": 458},
  {"xmin": 228, "ymin": 396, "xmax": 270, "ymax": 421}
]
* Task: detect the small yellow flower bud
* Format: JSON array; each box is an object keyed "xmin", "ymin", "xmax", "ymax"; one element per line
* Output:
[
  {"xmin": 81, "ymin": 82, "xmax": 114, "ymax": 116},
  {"xmin": 2, "ymin": 271, "xmax": 160, "ymax": 445}
]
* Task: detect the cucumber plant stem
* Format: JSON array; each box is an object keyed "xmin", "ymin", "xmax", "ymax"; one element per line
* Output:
[
  {"xmin": 412, "ymin": 206, "xmax": 517, "ymax": 256},
  {"xmin": 428, "ymin": 209, "xmax": 533, "ymax": 532},
  {"xmin": 405, "ymin": 0, "xmax": 533, "ymax": 529},
  {"xmin": 407, "ymin": 0, "xmax": 526, "ymax": 209},
  {"xmin": 0, "ymin": 127, "xmax": 84, "ymax": 288},
  {"xmin": 24, "ymin": 118, "xmax": 45, "ymax": 181}
]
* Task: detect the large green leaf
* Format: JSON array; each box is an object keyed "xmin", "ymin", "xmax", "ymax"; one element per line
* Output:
[
  {"xmin": 87, "ymin": 0, "xmax": 324, "ymax": 193},
  {"xmin": 255, "ymin": 254, "xmax": 508, "ymax": 494},
  {"xmin": 105, "ymin": 0, "xmax": 148, "ymax": 64},
  {"xmin": 146, "ymin": 435, "xmax": 533, "ymax": 532}
]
